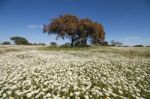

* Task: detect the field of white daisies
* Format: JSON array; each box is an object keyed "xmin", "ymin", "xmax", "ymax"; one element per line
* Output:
[{"xmin": 0, "ymin": 45, "xmax": 150, "ymax": 99}]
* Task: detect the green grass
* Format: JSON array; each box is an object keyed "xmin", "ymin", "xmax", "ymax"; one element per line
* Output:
[
  {"xmin": 0, "ymin": 48, "xmax": 21, "ymax": 54},
  {"xmin": 38, "ymin": 46, "xmax": 98, "ymax": 51},
  {"xmin": 38, "ymin": 46, "xmax": 150, "ymax": 58},
  {"xmin": 111, "ymin": 47, "xmax": 150, "ymax": 58}
]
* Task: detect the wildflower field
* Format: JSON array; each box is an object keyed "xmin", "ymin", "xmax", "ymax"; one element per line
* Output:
[{"xmin": 0, "ymin": 45, "xmax": 150, "ymax": 99}]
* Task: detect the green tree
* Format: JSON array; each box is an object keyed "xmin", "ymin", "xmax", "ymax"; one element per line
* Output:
[
  {"xmin": 111, "ymin": 40, "xmax": 123, "ymax": 46},
  {"xmin": 100, "ymin": 41, "xmax": 108, "ymax": 46},
  {"xmin": 10, "ymin": 36, "xmax": 29, "ymax": 45},
  {"xmin": 2, "ymin": 41, "xmax": 11, "ymax": 45},
  {"xmin": 50, "ymin": 42, "xmax": 57, "ymax": 46}
]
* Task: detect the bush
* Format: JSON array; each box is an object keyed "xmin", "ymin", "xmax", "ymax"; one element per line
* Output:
[
  {"xmin": 133, "ymin": 45, "xmax": 144, "ymax": 47},
  {"xmin": 100, "ymin": 41, "xmax": 108, "ymax": 46},
  {"xmin": 2, "ymin": 41, "xmax": 11, "ymax": 45},
  {"xmin": 122, "ymin": 45, "xmax": 129, "ymax": 47},
  {"xmin": 10, "ymin": 36, "xmax": 29, "ymax": 45},
  {"xmin": 39, "ymin": 43, "xmax": 46, "ymax": 46},
  {"xmin": 50, "ymin": 42, "xmax": 57, "ymax": 46},
  {"xmin": 32, "ymin": 43, "xmax": 38, "ymax": 45},
  {"xmin": 61, "ymin": 43, "xmax": 71, "ymax": 47},
  {"xmin": 110, "ymin": 40, "xmax": 123, "ymax": 46}
]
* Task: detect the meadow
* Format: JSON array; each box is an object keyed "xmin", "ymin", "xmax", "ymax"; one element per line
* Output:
[{"xmin": 0, "ymin": 45, "xmax": 150, "ymax": 99}]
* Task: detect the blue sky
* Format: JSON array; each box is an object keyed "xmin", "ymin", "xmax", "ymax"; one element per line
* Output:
[{"xmin": 0, "ymin": 0, "xmax": 150, "ymax": 45}]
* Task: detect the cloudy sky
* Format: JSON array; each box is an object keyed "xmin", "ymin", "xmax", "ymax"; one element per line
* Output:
[{"xmin": 0, "ymin": 0, "xmax": 150, "ymax": 45}]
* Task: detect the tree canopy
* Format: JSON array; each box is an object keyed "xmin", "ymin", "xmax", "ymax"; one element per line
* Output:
[
  {"xmin": 43, "ymin": 14, "xmax": 105, "ymax": 46},
  {"xmin": 2, "ymin": 41, "xmax": 11, "ymax": 45},
  {"xmin": 111, "ymin": 40, "xmax": 123, "ymax": 46},
  {"xmin": 10, "ymin": 36, "xmax": 29, "ymax": 45}
]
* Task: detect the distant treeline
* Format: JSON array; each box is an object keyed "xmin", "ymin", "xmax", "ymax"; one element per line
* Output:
[
  {"xmin": 0, "ymin": 36, "xmax": 149, "ymax": 47},
  {"xmin": 0, "ymin": 36, "xmax": 46, "ymax": 46}
]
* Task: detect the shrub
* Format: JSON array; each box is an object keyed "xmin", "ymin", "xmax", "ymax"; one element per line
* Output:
[
  {"xmin": 61, "ymin": 43, "xmax": 71, "ymax": 47},
  {"xmin": 133, "ymin": 45, "xmax": 144, "ymax": 47},
  {"xmin": 39, "ymin": 43, "xmax": 46, "ymax": 46},
  {"xmin": 100, "ymin": 41, "xmax": 108, "ymax": 46},
  {"xmin": 2, "ymin": 41, "xmax": 11, "ymax": 45},
  {"xmin": 50, "ymin": 42, "xmax": 57, "ymax": 46},
  {"xmin": 122, "ymin": 45, "xmax": 129, "ymax": 47},
  {"xmin": 110, "ymin": 40, "xmax": 123, "ymax": 46},
  {"xmin": 10, "ymin": 36, "xmax": 29, "ymax": 45},
  {"xmin": 146, "ymin": 46, "xmax": 150, "ymax": 47}
]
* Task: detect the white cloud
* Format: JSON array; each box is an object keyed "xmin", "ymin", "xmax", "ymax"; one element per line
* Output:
[{"xmin": 27, "ymin": 25, "xmax": 43, "ymax": 29}]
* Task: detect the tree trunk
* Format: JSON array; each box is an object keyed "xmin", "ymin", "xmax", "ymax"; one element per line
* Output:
[
  {"xmin": 71, "ymin": 37, "xmax": 75, "ymax": 47},
  {"xmin": 82, "ymin": 38, "xmax": 87, "ymax": 46},
  {"xmin": 71, "ymin": 39, "xmax": 73, "ymax": 47},
  {"xmin": 71, "ymin": 37, "xmax": 87, "ymax": 47}
]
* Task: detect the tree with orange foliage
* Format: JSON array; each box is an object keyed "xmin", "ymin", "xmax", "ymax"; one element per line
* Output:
[{"xmin": 43, "ymin": 14, "xmax": 105, "ymax": 46}]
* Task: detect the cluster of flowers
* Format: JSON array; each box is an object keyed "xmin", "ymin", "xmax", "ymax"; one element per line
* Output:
[{"xmin": 0, "ymin": 47, "xmax": 150, "ymax": 99}]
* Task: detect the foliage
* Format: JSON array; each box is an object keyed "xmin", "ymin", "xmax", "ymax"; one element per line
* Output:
[
  {"xmin": 60, "ymin": 43, "xmax": 71, "ymax": 47},
  {"xmin": 43, "ymin": 14, "xmax": 105, "ymax": 46},
  {"xmin": 32, "ymin": 43, "xmax": 38, "ymax": 45},
  {"xmin": 10, "ymin": 36, "xmax": 29, "ymax": 45},
  {"xmin": 110, "ymin": 40, "xmax": 115, "ymax": 46},
  {"xmin": 38, "ymin": 43, "xmax": 46, "ymax": 46},
  {"xmin": 122, "ymin": 45, "xmax": 129, "ymax": 47},
  {"xmin": 2, "ymin": 41, "xmax": 11, "ymax": 45},
  {"xmin": 110, "ymin": 40, "xmax": 123, "ymax": 46},
  {"xmin": 50, "ymin": 42, "xmax": 57, "ymax": 46},
  {"xmin": 99, "ymin": 41, "xmax": 108, "ymax": 46},
  {"xmin": 133, "ymin": 44, "xmax": 144, "ymax": 47}
]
